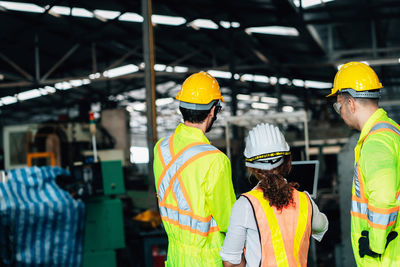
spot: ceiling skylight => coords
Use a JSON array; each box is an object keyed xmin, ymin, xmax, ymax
[
  {"xmin": 189, "ymin": 19, "xmax": 219, "ymax": 30},
  {"xmin": 220, "ymin": 21, "xmax": 240, "ymax": 29},
  {"xmin": 94, "ymin": 9, "xmax": 121, "ymax": 20},
  {"xmin": 71, "ymin": 8, "xmax": 92, "ymax": 18},
  {"xmin": 103, "ymin": 64, "xmax": 139, "ymax": 78},
  {"xmin": 293, "ymin": 0, "xmax": 334, "ymax": 9},
  {"xmin": 119, "ymin": 12, "xmax": 143, "ymax": 22},
  {"xmin": 251, "ymin": 102, "xmax": 270, "ymax": 110},
  {"xmin": 304, "ymin": 80, "xmax": 332, "ymax": 89},
  {"xmin": 152, "ymin": 14, "xmax": 186, "ymax": 26},
  {"xmin": 49, "ymin": 6, "xmax": 70, "ymax": 16},
  {"xmin": 246, "ymin": 26, "xmax": 299, "ymax": 36},
  {"xmin": 1, "ymin": 96, "xmax": 17, "ymax": 105},
  {"xmin": 17, "ymin": 89, "xmax": 42, "ymax": 101},
  {"xmin": 0, "ymin": 1, "xmax": 44, "ymax": 13},
  {"xmin": 207, "ymin": 70, "xmax": 232, "ymax": 79}
]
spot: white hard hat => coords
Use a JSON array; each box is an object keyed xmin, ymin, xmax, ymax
[{"xmin": 244, "ymin": 123, "xmax": 291, "ymax": 170}]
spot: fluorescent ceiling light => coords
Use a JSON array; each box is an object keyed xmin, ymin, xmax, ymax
[
  {"xmin": 132, "ymin": 102, "xmax": 146, "ymax": 111},
  {"xmin": 154, "ymin": 64, "xmax": 166, "ymax": 71},
  {"xmin": 253, "ymin": 75, "xmax": 269, "ymax": 83},
  {"xmin": 18, "ymin": 89, "xmax": 41, "ymax": 101},
  {"xmin": 119, "ymin": 12, "xmax": 143, "ymax": 22},
  {"xmin": 207, "ymin": 70, "xmax": 232, "ymax": 79},
  {"xmin": 246, "ymin": 26, "xmax": 299, "ymax": 36},
  {"xmin": 251, "ymin": 102, "xmax": 269, "ymax": 110},
  {"xmin": 49, "ymin": 6, "xmax": 70, "ymax": 16},
  {"xmin": 220, "ymin": 21, "xmax": 241, "ymax": 29},
  {"xmin": 292, "ymin": 79, "xmax": 305, "ymax": 87},
  {"xmin": 269, "ymin": 77, "xmax": 278, "ymax": 85},
  {"xmin": 190, "ymin": 19, "xmax": 219, "ymax": 30},
  {"xmin": 261, "ymin": 96, "xmax": 278, "ymax": 104},
  {"xmin": 241, "ymin": 74, "xmax": 269, "ymax": 83},
  {"xmin": 72, "ymin": 8, "xmax": 92, "ymax": 18},
  {"xmin": 55, "ymin": 81, "xmax": 72, "ymax": 90},
  {"xmin": 94, "ymin": 9, "xmax": 120, "ymax": 20},
  {"xmin": 89, "ymin": 72, "xmax": 101, "ymax": 79},
  {"xmin": 43, "ymin": 86, "xmax": 56, "ymax": 94},
  {"xmin": 237, "ymin": 94, "xmax": 251, "ymax": 101},
  {"xmin": 103, "ymin": 64, "xmax": 139, "ymax": 78},
  {"xmin": 279, "ymin": 78, "xmax": 290, "ymax": 85},
  {"xmin": 1, "ymin": 96, "xmax": 17, "ymax": 105},
  {"xmin": 130, "ymin": 146, "xmax": 149, "ymax": 164},
  {"xmin": 174, "ymin": 66, "xmax": 188, "ymax": 73},
  {"xmin": 156, "ymin": 97, "xmax": 174, "ymax": 106},
  {"xmin": 293, "ymin": 0, "xmax": 334, "ymax": 8},
  {"xmin": 283, "ymin": 106, "xmax": 294, "ymax": 112},
  {"xmin": 152, "ymin": 14, "xmax": 186, "ymax": 26},
  {"xmin": 0, "ymin": 1, "xmax": 44, "ymax": 13},
  {"xmin": 305, "ymin": 80, "xmax": 332, "ymax": 89}
]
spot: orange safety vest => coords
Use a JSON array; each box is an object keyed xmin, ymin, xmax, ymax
[{"xmin": 242, "ymin": 188, "xmax": 312, "ymax": 267}]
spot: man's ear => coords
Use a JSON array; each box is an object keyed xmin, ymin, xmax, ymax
[
  {"xmin": 348, "ymin": 97, "xmax": 357, "ymax": 113},
  {"xmin": 209, "ymin": 105, "xmax": 216, "ymax": 117}
]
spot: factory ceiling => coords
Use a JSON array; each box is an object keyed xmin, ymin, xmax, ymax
[{"xmin": 0, "ymin": 0, "xmax": 400, "ymax": 138}]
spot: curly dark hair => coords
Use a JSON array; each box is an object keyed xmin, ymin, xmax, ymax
[{"xmin": 248, "ymin": 155, "xmax": 298, "ymax": 211}]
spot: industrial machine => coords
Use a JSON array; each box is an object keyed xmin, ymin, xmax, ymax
[
  {"xmin": 1, "ymin": 109, "xmax": 129, "ymax": 267},
  {"xmin": 70, "ymin": 159, "xmax": 126, "ymax": 267}
]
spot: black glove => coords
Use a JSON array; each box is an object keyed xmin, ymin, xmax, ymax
[
  {"xmin": 385, "ymin": 231, "xmax": 398, "ymax": 248},
  {"xmin": 358, "ymin": 230, "xmax": 398, "ymax": 258},
  {"xmin": 359, "ymin": 231, "xmax": 379, "ymax": 258}
]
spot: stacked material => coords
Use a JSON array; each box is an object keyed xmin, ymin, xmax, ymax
[{"xmin": 0, "ymin": 166, "xmax": 85, "ymax": 266}]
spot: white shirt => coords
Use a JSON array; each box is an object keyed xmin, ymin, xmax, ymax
[{"xmin": 220, "ymin": 191, "xmax": 328, "ymax": 267}]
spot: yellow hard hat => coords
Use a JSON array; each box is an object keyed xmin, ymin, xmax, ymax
[
  {"xmin": 176, "ymin": 72, "xmax": 224, "ymax": 109},
  {"xmin": 326, "ymin": 62, "xmax": 383, "ymax": 97}
]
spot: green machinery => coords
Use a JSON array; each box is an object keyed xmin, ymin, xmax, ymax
[{"xmin": 82, "ymin": 160, "xmax": 126, "ymax": 267}]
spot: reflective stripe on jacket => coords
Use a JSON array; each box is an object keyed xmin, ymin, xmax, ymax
[
  {"xmin": 351, "ymin": 108, "xmax": 400, "ymax": 266},
  {"xmin": 242, "ymin": 188, "xmax": 312, "ymax": 267},
  {"xmin": 153, "ymin": 123, "xmax": 236, "ymax": 267}
]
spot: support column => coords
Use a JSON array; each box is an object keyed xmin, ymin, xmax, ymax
[
  {"xmin": 142, "ymin": 0, "xmax": 157, "ymax": 210},
  {"xmin": 34, "ymin": 34, "xmax": 40, "ymax": 81}
]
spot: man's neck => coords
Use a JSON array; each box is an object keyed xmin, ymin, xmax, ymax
[
  {"xmin": 357, "ymin": 106, "xmax": 379, "ymax": 131},
  {"xmin": 184, "ymin": 121, "xmax": 207, "ymax": 134}
]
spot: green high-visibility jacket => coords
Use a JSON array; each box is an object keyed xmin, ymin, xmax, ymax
[
  {"xmin": 153, "ymin": 123, "xmax": 236, "ymax": 266},
  {"xmin": 351, "ymin": 108, "xmax": 400, "ymax": 266}
]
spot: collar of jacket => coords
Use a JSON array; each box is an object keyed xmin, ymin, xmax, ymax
[
  {"xmin": 357, "ymin": 108, "xmax": 387, "ymax": 146},
  {"xmin": 175, "ymin": 123, "xmax": 210, "ymax": 144}
]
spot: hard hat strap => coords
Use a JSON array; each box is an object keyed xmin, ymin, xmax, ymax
[
  {"xmin": 340, "ymin": 88, "xmax": 380, "ymax": 99},
  {"xmin": 245, "ymin": 157, "xmax": 284, "ymax": 170},
  {"xmin": 245, "ymin": 151, "xmax": 291, "ymax": 163},
  {"xmin": 179, "ymin": 100, "xmax": 219, "ymax": 110}
]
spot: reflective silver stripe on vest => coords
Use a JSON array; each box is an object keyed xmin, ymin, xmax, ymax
[
  {"xmin": 160, "ymin": 137, "xmax": 173, "ymax": 166},
  {"xmin": 159, "ymin": 206, "xmax": 218, "ymax": 233},
  {"xmin": 351, "ymin": 200, "xmax": 398, "ymax": 226},
  {"xmin": 370, "ymin": 122, "xmax": 400, "ymax": 136},
  {"xmin": 354, "ymin": 163, "xmax": 361, "ymax": 198},
  {"xmin": 157, "ymin": 142, "xmax": 218, "ymax": 203},
  {"xmin": 158, "ymin": 136, "xmax": 219, "ymax": 233},
  {"xmin": 354, "ymin": 121, "xmax": 400, "ymax": 199}
]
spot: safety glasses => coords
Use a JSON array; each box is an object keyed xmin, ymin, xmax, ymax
[
  {"xmin": 333, "ymin": 102, "xmax": 341, "ymax": 115},
  {"xmin": 215, "ymin": 105, "xmax": 222, "ymax": 114}
]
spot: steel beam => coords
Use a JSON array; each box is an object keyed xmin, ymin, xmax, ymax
[
  {"xmin": 41, "ymin": 44, "xmax": 80, "ymax": 82},
  {"xmin": 142, "ymin": 0, "xmax": 157, "ymax": 209},
  {"xmin": 0, "ymin": 52, "xmax": 33, "ymax": 81}
]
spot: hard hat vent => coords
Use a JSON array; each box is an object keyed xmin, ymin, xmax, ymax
[{"xmin": 244, "ymin": 123, "xmax": 290, "ymax": 170}]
